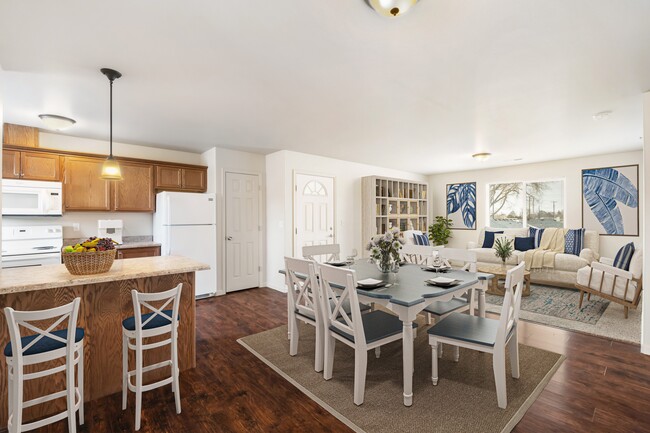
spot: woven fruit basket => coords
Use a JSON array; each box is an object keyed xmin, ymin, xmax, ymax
[{"xmin": 62, "ymin": 249, "xmax": 116, "ymax": 275}]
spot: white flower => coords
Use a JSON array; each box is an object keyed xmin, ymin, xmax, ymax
[
  {"xmin": 391, "ymin": 227, "xmax": 400, "ymax": 235},
  {"xmin": 384, "ymin": 231, "xmax": 394, "ymax": 242},
  {"xmin": 392, "ymin": 240, "xmax": 402, "ymax": 250},
  {"xmin": 371, "ymin": 247, "xmax": 380, "ymax": 256}
]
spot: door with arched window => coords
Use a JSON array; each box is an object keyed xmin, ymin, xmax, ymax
[{"xmin": 293, "ymin": 173, "xmax": 335, "ymax": 256}]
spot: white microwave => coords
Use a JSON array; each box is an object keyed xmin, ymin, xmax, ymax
[{"xmin": 2, "ymin": 179, "xmax": 63, "ymax": 216}]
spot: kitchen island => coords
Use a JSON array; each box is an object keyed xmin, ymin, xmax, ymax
[{"xmin": 0, "ymin": 255, "xmax": 209, "ymax": 427}]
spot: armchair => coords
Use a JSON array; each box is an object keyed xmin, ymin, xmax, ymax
[{"xmin": 575, "ymin": 251, "xmax": 643, "ymax": 318}]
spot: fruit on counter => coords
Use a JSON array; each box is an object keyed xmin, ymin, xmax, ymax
[{"xmin": 63, "ymin": 237, "xmax": 118, "ymax": 253}]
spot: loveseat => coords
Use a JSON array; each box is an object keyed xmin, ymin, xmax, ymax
[{"xmin": 468, "ymin": 227, "xmax": 600, "ymax": 288}]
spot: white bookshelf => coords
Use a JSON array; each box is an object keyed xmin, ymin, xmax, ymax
[{"xmin": 361, "ymin": 176, "xmax": 429, "ymax": 251}]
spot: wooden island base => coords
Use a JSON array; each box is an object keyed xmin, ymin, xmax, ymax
[{"xmin": 0, "ymin": 256, "xmax": 207, "ymax": 428}]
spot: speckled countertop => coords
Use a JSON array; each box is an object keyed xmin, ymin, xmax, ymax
[{"xmin": 0, "ymin": 256, "xmax": 209, "ymax": 295}]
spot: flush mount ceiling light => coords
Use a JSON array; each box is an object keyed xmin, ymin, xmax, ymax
[
  {"xmin": 593, "ymin": 110, "xmax": 612, "ymax": 120},
  {"xmin": 472, "ymin": 152, "xmax": 492, "ymax": 161},
  {"xmin": 367, "ymin": 0, "xmax": 419, "ymax": 17},
  {"xmin": 38, "ymin": 114, "xmax": 76, "ymax": 130},
  {"xmin": 100, "ymin": 67, "xmax": 123, "ymax": 181}
]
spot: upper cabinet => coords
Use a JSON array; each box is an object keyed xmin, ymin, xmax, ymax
[
  {"xmin": 2, "ymin": 149, "xmax": 61, "ymax": 181},
  {"xmin": 113, "ymin": 162, "xmax": 155, "ymax": 212},
  {"xmin": 3, "ymin": 124, "xmax": 39, "ymax": 148},
  {"xmin": 63, "ymin": 156, "xmax": 111, "ymax": 211},
  {"xmin": 155, "ymin": 165, "xmax": 207, "ymax": 192}
]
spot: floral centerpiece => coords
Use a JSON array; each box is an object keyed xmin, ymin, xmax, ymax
[{"xmin": 366, "ymin": 227, "xmax": 405, "ymax": 273}]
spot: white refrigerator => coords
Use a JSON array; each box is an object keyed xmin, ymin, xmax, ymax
[{"xmin": 153, "ymin": 191, "xmax": 217, "ymax": 298}]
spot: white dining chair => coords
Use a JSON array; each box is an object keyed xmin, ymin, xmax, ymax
[
  {"xmin": 285, "ymin": 257, "xmax": 325, "ymax": 372},
  {"xmin": 428, "ymin": 262, "xmax": 525, "ymax": 409},
  {"xmin": 122, "ymin": 284, "xmax": 183, "ymax": 431},
  {"xmin": 4, "ymin": 298, "xmax": 85, "ymax": 433},
  {"xmin": 302, "ymin": 244, "xmax": 341, "ymax": 263},
  {"xmin": 400, "ymin": 244, "xmax": 442, "ymax": 266},
  {"xmin": 320, "ymin": 264, "xmax": 417, "ymax": 406},
  {"xmin": 423, "ymin": 248, "xmax": 477, "ymax": 326}
]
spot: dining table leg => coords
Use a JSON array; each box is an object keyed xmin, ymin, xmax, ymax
[
  {"xmin": 402, "ymin": 319, "xmax": 414, "ymax": 406},
  {"xmin": 478, "ymin": 280, "xmax": 488, "ymax": 318}
]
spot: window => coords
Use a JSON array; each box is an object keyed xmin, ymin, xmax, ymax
[
  {"xmin": 303, "ymin": 180, "xmax": 327, "ymax": 196},
  {"xmin": 488, "ymin": 180, "xmax": 564, "ymax": 229}
]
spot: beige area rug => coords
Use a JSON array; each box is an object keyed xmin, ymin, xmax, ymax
[
  {"xmin": 486, "ymin": 289, "xmax": 642, "ymax": 344},
  {"xmin": 238, "ymin": 321, "xmax": 564, "ymax": 433}
]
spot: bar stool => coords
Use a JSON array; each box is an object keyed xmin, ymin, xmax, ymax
[
  {"xmin": 3, "ymin": 298, "xmax": 85, "ymax": 433},
  {"xmin": 122, "ymin": 284, "xmax": 183, "ymax": 431}
]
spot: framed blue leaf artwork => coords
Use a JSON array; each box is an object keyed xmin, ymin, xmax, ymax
[
  {"xmin": 446, "ymin": 182, "xmax": 476, "ymax": 230},
  {"xmin": 582, "ymin": 165, "xmax": 639, "ymax": 236}
]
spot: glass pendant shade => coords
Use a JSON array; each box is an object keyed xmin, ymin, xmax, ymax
[
  {"xmin": 368, "ymin": 0, "xmax": 418, "ymax": 17},
  {"xmin": 100, "ymin": 156, "xmax": 123, "ymax": 180}
]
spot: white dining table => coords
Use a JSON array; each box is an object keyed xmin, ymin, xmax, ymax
[{"xmin": 281, "ymin": 260, "xmax": 494, "ymax": 407}]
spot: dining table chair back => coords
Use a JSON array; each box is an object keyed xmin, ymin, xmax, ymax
[
  {"xmin": 400, "ymin": 244, "xmax": 441, "ymax": 266},
  {"xmin": 302, "ymin": 244, "xmax": 341, "ymax": 263},
  {"xmin": 437, "ymin": 248, "xmax": 477, "ymax": 272},
  {"xmin": 318, "ymin": 264, "xmax": 365, "ymax": 346}
]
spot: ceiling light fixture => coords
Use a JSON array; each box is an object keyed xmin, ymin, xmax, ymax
[
  {"xmin": 593, "ymin": 110, "xmax": 612, "ymax": 120},
  {"xmin": 367, "ymin": 0, "xmax": 419, "ymax": 17},
  {"xmin": 100, "ymin": 68, "xmax": 123, "ymax": 181},
  {"xmin": 472, "ymin": 152, "xmax": 492, "ymax": 161},
  {"xmin": 38, "ymin": 114, "xmax": 76, "ymax": 131}
]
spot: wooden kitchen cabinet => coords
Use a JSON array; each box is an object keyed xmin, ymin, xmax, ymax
[
  {"xmin": 113, "ymin": 162, "xmax": 155, "ymax": 211},
  {"xmin": 182, "ymin": 167, "xmax": 207, "ymax": 191},
  {"xmin": 2, "ymin": 150, "xmax": 61, "ymax": 181},
  {"xmin": 116, "ymin": 246, "xmax": 161, "ymax": 259},
  {"xmin": 63, "ymin": 156, "xmax": 111, "ymax": 211},
  {"xmin": 155, "ymin": 165, "xmax": 207, "ymax": 192},
  {"xmin": 155, "ymin": 165, "xmax": 183, "ymax": 190},
  {"xmin": 2, "ymin": 150, "xmax": 21, "ymax": 179},
  {"xmin": 3, "ymin": 123, "xmax": 39, "ymax": 148},
  {"xmin": 20, "ymin": 151, "xmax": 61, "ymax": 181}
]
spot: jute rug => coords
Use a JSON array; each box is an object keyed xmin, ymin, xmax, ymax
[{"xmin": 239, "ymin": 320, "xmax": 564, "ymax": 433}]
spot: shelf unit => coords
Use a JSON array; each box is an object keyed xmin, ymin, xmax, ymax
[{"xmin": 362, "ymin": 176, "xmax": 429, "ymax": 252}]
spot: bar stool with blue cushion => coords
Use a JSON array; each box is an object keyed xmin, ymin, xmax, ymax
[
  {"xmin": 429, "ymin": 262, "xmax": 525, "ymax": 409},
  {"xmin": 122, "ymin": 284, "xmax": 182, "ymax": 431},
  {"xmin": 4, "ymin": 298, "xmax": 84, "ymax": 433},
  {"xmin": 320, "ymin": 264, "xmax": 418, "ymax": 405}
]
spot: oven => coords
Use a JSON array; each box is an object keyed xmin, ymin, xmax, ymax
[{"xmin": 1, "ymin": 226, "xmax": 63, "ymax": 269}]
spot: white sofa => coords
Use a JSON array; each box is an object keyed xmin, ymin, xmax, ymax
[{"xmin": 468, "ymin": 227, "xmax": 600, "ymax": 288}]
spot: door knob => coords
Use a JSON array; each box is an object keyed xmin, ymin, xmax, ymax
[{"xmin": 227, "ymin": 236, "xmax": 233, "ymax": 241}]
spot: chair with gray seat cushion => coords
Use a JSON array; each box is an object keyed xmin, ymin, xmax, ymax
[
  {"xmin": 423, "ymin": 248, "xmax": 477, "ymax": 328},
  {"xmin": 285, "ymin": 257, "xmax": 325, "ymax": 373},
  {"xmin": 428, "ymin": 262, "xmax": 525, "ymax": 409},
  {"xmin": 302, "ymin": 244, "xmax": 341, "ymax": 263},
  {"xmin": 320, "ymin": 264, "xmax": 417, "ymax": 406}
]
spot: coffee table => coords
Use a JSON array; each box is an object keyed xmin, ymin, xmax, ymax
[{"xmin": 478, "ymin": 264, "xmax": 531, "ymax": 297}]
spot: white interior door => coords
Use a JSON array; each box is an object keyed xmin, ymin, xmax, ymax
[
  {"xmin": 225, "ymin": 172, "xmax": 260, "ymax": 292},
  {"xmin": 294, "ymin": 173, "xmax": 335, "ymax": 257}
]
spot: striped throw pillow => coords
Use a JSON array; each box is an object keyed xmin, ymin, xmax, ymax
[
  {"xmin": 413, "ymin": 233, "xmax": 430, "ymax": 246},
  {"xmin": 564, "ymin": 228, "xmax": 585, "ymax": 256},
  {"xmin": 613, "ymin": 242, "xmax": 635, "ymax": 271},
  {"xmin": 529, "ymin": 226, "xmax": 545, "ymax": 248}
]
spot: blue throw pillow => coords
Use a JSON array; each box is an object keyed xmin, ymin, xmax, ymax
[
  {"xmin": 482, "ymin": 231, "xmax": 504, "ymax": 248},
  {"xmin": 613, "ymin": 242, "xmax": 635, "ymax": 271},
  {"xmin": 529, "ymin": 226, "xmax": 545, "ymax": 248},
  {"xmin": 514, "ymin": 236, "xmax": 535, "ymax": 251},
  {"xmin": 564, "ymin": 228, "xmax": 585, "ymax": 256},
  {"xmin": 413, "ymin": 233, "xmax": 430, "ymax": 246}
]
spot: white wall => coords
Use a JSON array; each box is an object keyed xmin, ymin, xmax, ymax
[
  {"xmin": 428, "ymin": 151, "xmax": 643, "ymax": 259},
  {"xmin": 265, "ymin": 150, "xmax": 428, "ymax": 291},
  {"xmin": 641, "ymin": 92, "xmax": 650, "ymax": 355},
  {"xmin": 2, "ymin": 132, "xmax": 206, "ymax": 239},
  {"xmin": 40, "ymin": 133, "xmax": 203, "ymax": 165},
  {"xmin": 201, "ymin": 147, "xmax": 266, "ymax": 295}
]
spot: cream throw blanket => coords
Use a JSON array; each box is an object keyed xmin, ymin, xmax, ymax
[{"xmin": 523, "ymin": 228, "xmax": 567, "ymax": 271}]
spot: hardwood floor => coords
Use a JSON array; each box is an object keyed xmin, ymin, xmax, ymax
[{"xmin": 9, "ymin": 287, "xmax": 650, "ymax": 433}]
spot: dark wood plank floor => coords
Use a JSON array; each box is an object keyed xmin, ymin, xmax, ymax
[{"xmin": 11, "ymin": 287, "xmax": 650, "ymax": 433}]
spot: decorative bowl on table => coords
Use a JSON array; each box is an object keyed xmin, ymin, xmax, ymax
[{"xmin": 61, "ymin": 237, "xmax": 117, "ymax": 275}]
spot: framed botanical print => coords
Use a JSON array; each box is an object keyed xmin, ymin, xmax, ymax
[
  {"xmin": 582, "ymin": 164, "xmax": 639, "ymax": 236},
  {"xmin": 446, "ymin": 182, "xmax": 476, "ymax": 230}
]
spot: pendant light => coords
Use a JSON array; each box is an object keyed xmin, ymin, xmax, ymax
[
  {"xmin": 367, "ymin": 0, "xmax": 419, "ymax": 17},
  {"xmin": 100, "ymin": 68, "xmax": 123, "ymax": 180}
]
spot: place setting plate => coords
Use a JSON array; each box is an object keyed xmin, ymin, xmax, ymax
[
  {"xmin": 357, "ymin": 278, "xmax": 387, "ymax": 290},
  {"xmin": 325, "ymin": 260, "xmax": 350, "ymax": 267},
  {"xmin": 425, "ymin": 276, "xmax": 461, "ymax": 288},
  {"xmin": 422, "ymin": 265, "xmax": 451, "ymax": 273}
]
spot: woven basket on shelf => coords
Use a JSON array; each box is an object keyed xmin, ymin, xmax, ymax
[{"xmin": 62, "ymin": 249, "xmax": 116, "ymax": 275}]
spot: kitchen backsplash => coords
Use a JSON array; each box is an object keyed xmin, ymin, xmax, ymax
[{"xmin": 63, "ymin": 235, "xmax": 154, "ymax": 245}]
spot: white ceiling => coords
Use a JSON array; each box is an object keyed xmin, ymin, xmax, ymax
[{"xmin": 1, "ymin": 0, "xmax": 648, "ymax": 174}]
